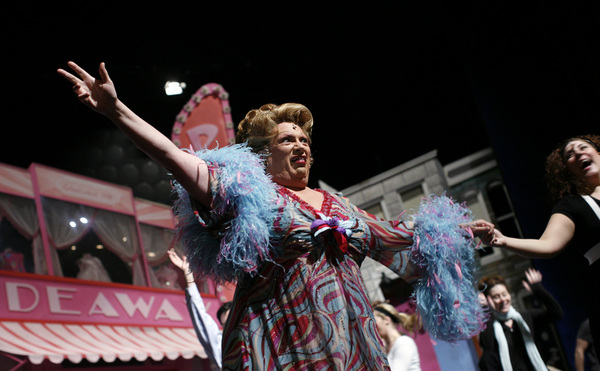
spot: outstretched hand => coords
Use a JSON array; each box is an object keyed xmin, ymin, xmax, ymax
[
  {"xmin": 467, "ymin": 219, "xmax": 495, "ymax": 242},
  {"xmin": 57, "ymin": 61, "xmax": 117, "ymax": 115},
  {"xmin": 167, "ymin": 249, "xmax": 191, "ymax": 275},
  {"xmin": 522, "ymin": 268, "xmax": 542, "ymax": 292},
  {"xmin": 484, "ymin": 228, "xmax": 508, "ymax": 247}
]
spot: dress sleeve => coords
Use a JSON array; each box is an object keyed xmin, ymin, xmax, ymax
[
  {"xmin": 173, "ymin": 144, "xmax": 279, "ymax": 284},
  {"xmin": 362, "ymin": 194, "xmax": 489, "ymax": 343},
  {"xmin": 551, "ymin": 196, "xmax": 578, "ymax": 222},
  {"xmin": 361, "ymin": 210, "xmax": 418, "ymax": 282},
  {"xmin": 529, "ymin": 282, "xmax": 563, "ymax": 322},
  {"xmin": 185, "ymin": 284, "xmax": 223, "ymax": 369},
  {"xmin": 577, "ymin": 319, "xmax": 592, "ymax": 342}
]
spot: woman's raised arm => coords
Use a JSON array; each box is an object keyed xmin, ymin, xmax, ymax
[
  {"xmin": 57, "ymin": 61, "xmax": 211, "ymax": 206},
  {"xmin": 490, "ymin": 213, "xmax": 575, "ymax": 258}
]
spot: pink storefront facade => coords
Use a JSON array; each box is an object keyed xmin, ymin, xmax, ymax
[{"xmin": 0, "ymin": 162, "xmax": 229, "ymax": 371}]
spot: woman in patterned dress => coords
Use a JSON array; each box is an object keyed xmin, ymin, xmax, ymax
[{"xmin": 58, "ymin": 61, "xmax": 494, "ymax": 370}]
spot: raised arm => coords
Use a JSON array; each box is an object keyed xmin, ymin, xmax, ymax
[
  {"xmin": 167, "ymin": 249, "xmax": 223, "ymax": 368},
  {"xmin": 523, "ymin": 268, "xmax": 563, "ymax": 320},
  {"xmin": 57, "ymin": 61, "xmax": 211, "ymax": 206},
  {"xmin": 574, "ymin": 337, "xmax": 588, "ymax": 371},
  {"xmin": 167, "ymin": 249, "xmax": 195, "ymax": 287},
  {"xmin": 490, "ymin": 213, "xmax": 574, "ymax": 258}
]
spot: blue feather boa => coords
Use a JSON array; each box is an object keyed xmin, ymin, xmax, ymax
[
  {"xmin": 172, "ymin": 145, "xmax": 487, "ymax": 341},
  {"xmin": 173, "ymin": 144, "xmax": 278, "ymax": 284},
  {"xmin": 410, "ymin": 194, "xmax": 488, "ymax": 342}
]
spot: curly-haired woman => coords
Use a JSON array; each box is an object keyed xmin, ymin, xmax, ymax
[{"xmin": 489, "ymin": 134, "xmax": 600, "ymax": 357}]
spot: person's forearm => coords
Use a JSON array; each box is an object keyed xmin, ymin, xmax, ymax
[
  {"xmin": 105, "ymin": 100, "xmax": 212, "ymax": 206},
  {"xmin": 185, "ymin": 271, "xmax": 195, "ymax": 288},
  {"xmin": 105, "ymin": 100, "xmax": 181, "ymax": 169},
  {"xmin": 575, "ymin": 349, "xmax": 585, "ymax": 371},
  {"xmin": 502, "ymin": 237, "xmax": 563, "ymax": 258},
  {"xmin": 186, "ymin": 284, "xmax": 223, "ymax": 368},
  {"xmin": 494, "ymin": 214, "xmax": 573, "ymax": 258}
]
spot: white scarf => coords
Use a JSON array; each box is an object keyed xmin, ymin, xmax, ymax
[{"xmin": 492, "ymin": 306, "xmax": 547, "ymax": 371}]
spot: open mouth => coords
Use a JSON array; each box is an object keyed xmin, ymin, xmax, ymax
[
  {"xmin": 581, "ymin": 159, "xmax": 592, "ymax": 170},
  {"xmin": 291, "ymin": 156, "xmax": 307, "ymax": 165}
]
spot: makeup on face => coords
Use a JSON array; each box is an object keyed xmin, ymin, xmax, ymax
[{"xmin": 266, "ymin": 122, "xmax": 312, "ymax": 188}]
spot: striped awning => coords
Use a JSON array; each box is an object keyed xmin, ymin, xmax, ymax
[{"xmin": 0, "ymin": 320, "xmax": 207, "ymax": 365}]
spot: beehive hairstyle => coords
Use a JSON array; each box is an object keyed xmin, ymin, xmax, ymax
[{"xmin": 235, "ymin": 103, "xmax": 313, "ymax": 153}]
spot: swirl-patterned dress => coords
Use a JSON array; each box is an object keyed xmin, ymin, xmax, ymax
[
  {"xmin": 174, "ymin": 145, "xmax": 486, "ymax": 370},
  {"xmin": 219, "ymin": 186, "xmax": 417, "ymax": 370}
]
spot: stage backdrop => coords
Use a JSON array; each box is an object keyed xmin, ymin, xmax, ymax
[{"xmin": 171, "ymin": 83, "xmax": 235, "ymax": 151}]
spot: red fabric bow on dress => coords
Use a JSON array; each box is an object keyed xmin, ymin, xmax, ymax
[{"xmin": 310, "ymin": 213, "xmax": 354, "ymax": 253}]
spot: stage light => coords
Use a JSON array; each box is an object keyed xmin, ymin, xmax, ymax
[{"xmin": 165, "ymin": 81, "xmax": 186, "ymax": 96}]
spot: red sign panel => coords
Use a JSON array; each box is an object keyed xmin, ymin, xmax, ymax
[
  {"xmin": 0, "ymin": 271, "xmax": 222, "ymax": 327},
  {"xmin": 30, "ymin": 163, "xmax": 135, "ymax": 215},
  {"xmin": 171, "ymin": 83, "xmax": 235, "ymax": 151}
]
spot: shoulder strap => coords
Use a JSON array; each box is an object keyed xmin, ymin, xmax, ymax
[
  {"xmin": 580, "ymin": 195, "xmax": 600, "ymax": 265},
  {"xmin": 581, "ymin": 195, "xmax": 600, "ymax": 220}
]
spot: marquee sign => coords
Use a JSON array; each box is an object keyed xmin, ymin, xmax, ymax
[
  {"xmin": 171, "ymin": 83, "xmax": 235, "ymax": 151},
  {"xmin": 0, "ymin": 271, "xmax": 221, "ymax": 327},
  {"xmin": 30, "ymin": 163, "xmax": 134, "ymax": 215},
  {"xmin": 0, "ymin": 163, "xmax": 33, "ymax": 199}
]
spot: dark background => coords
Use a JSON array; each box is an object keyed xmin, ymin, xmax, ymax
[
  {"xmin": 2, "ymin": 2, "xmax": 499, "ymax": 202},
  {"xmin": 2, "ymin": 2, "xmax": 600, "ymax": 369}
]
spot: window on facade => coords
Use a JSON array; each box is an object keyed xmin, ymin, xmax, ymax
[
  {"xmin": 151, "ymin": 260, "xmax": 184, "ymax": 290},
  {"xmin": 138, "ymin": 223, "xmax": 182, "ymax": 290},
  {"xmin": 0, "ymin": 218, "xmax": 34, "ymax": 273},
  {"xmin": 486, "ymin": 181, "xmax": 522, "ymax": 238},
  {"xmin": 0, "ymin": 193, "xmax": 37, "ymax": 273},
  {"xmin": 57, "ymin": 230, "xmax": 132, "ymax": 284},
  {"xmin": 463, "ymin": 191, "xmax": 495, "ymax": 258},
  {"xmin": 197, "ymin": 280, "xmax": 211, "ymax": 294},
  {"xmin": 41, "ymin": 197, "xmax": 142, "ymax": 285},
  {"xmin": 487, "ymin": 182, "xmax": 512, "ymax": 216},
  {"xmin": 400, "ymin": 185, "xmax": 425, "ymax": 213}
]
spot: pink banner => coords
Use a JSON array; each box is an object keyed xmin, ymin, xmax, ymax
[
  {"xmin": 0, "ymin": 163, "xmax": 33, "ymax": 199},
  {"xmin": 171, "ymin": 83, "xmax": 235, "ymax": 151},
  {"xmin": 0, "ymin": 271, "xmax": 222, "ymax": 328},
  {"xmin": 135, "ymin": 199, "xmax": 175, "ymax": 229},
  {"xmin": 30, "ymin": 164, "xmax": 134, "ymax": 215}
]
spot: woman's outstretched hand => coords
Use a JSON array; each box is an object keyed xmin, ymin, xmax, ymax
[
  {"xmin": 467, "ymin": 219, "xmax": 495, "ymax": 242},
  {"xmin": 485, "ymin": 228, "xmax": 508, "ymax": 247},
  {"xmin": 57, "ymin": 61, "xmax": 117, "ymax": 115}
]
